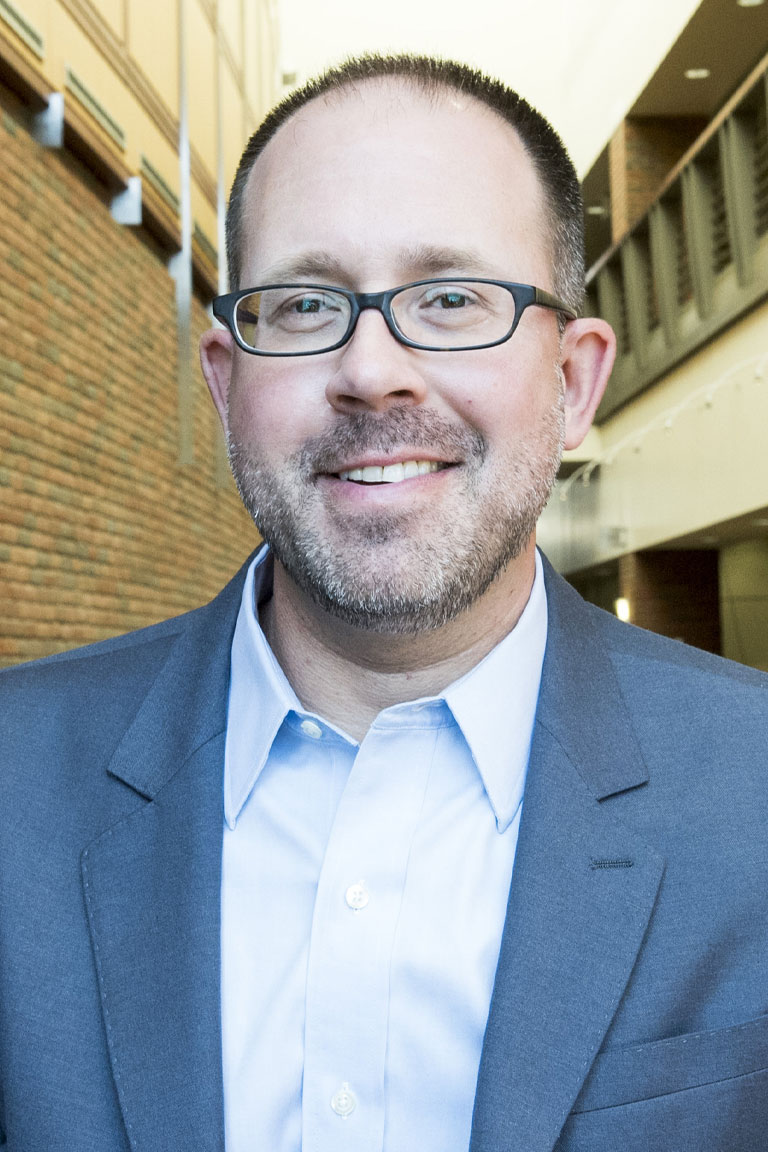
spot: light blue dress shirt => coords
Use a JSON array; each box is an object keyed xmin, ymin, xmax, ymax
[{"xmin": 221, "ymin": 546, "xmax": 547, "ymax": 1152}]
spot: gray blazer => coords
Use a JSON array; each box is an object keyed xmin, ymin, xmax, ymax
[{"xmin": 1, "ymin": 555, "xmax": 767, "ymax": 1150}]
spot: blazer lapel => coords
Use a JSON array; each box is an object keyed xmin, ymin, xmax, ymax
[
  {"xmin": 470, "ymin": 563, "xmax": 665, "ymax": 1152},
  {"xmin": 80, "ymin": 563, "xmax": 249, "ymax": 1151}
]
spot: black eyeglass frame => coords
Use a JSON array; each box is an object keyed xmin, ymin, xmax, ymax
[{"xmin": 212, "ymin": 278, "xmax": 577, "ymax": 356}]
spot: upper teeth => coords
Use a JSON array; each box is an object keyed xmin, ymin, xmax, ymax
[{"xmin": 339, "ymin": 460, "xmax": 442, "ymax": 484}]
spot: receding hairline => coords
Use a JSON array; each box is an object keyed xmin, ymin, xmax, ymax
[
  {"xmin": 225, "ymin": 53, "xmax": 585, "ymax": 313},
  {"xmin": 251, "ymin": 72, "xmax": 535, "ymax": 170},
  {"xmin": 238, "ymin": 75, "xmax": 554, "ymax": 277}
]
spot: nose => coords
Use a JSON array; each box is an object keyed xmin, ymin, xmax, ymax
[{"xmin": 325, "ymin": 307, "xmax": 429, "ymax": 414}]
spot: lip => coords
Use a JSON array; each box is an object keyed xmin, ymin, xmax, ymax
[
  {"xmin": 320, "ymin": 452, "xmax": 458, "ymax": 475},
  {"xmin": 316, "ymin": 462, "xmax": 457, "ymax": 502}
]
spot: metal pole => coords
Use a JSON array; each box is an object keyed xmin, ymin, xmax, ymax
[
  {"xmin": 169, "ymin": 0, "xmax": 194, "ymax": 465},
  {"xmin": 214, "ymin": 0, "xmax": 231, "ymax": 485}
]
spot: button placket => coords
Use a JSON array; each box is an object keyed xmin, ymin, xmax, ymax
[
  {"xmin": 345, "ymin": 882, "xmax": 369, "ymax": 911},
  {"xmin": 330, "ymin": 1082, "xmax": 357, "ymax": 1118},
  {"xmin": 302, "ymin": 724, "xmax": 439, "ymax": 1151}
]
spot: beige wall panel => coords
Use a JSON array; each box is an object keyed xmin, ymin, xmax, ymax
[
  {"xmin": 539, "ymin": 299, "xmax": 768, "ymax": 571},
  {"xmin": 192, "ymin": 183, "xmax": 217, "ymax": 253},
  {"xmin": 4, "ymin": 0, "xmax": 45, "ymax": 38},
  {"xmin": 0, "ymin": 0, "xmax": 56, "ymax": 88},
  {"xmin": 27, "ymin": 0, "xmax": 64, "ymax": 89},
  {"xmin": 139, "ymin": 113, "xmax": 181, "ymax": 207},
  {"xmin": 221, "ymin": 57, "xmax": 245, "ymax": 197},
  {"xmin": 128, "ymin": 0, "xmax": 178, "ymax": 117},
  {"xmin": 187, "ymin": 0, "xmax": 216, "ymax": 174},
  {"xmin": 95, "ymin": 0, "xmax": 126, "ymax": 39},
  {"xmin": 244, "ymin": 0, "xmax": 277, "ymax": 118},
  {"xmin": 50, "ymin": 6, "xmax": 132, "ymax": 148},
  {"xmin": 243, "ymin": 0, "xmax": 260, "ymax": 112},
  {"xmin": 219, "ymin": 0, "xmax": 242, "ymax": 72},
  {"xmin": 258, "ymin": 0, "xmax": 277, "ymax": 112},
  {"xmin": 120, "ymin": 91, "xmax": 150, "ymax": 171},
  {"xmin": 5, "ymin": 0, "xmax": 45, "ymax": 38}
]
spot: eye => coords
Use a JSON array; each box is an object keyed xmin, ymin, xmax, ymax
[
  {"xmin": 423, "ymin": 288, "xmax": 473, "ymax": 309},
  {"xmin": 281, "ymin": 292, "xmax": 338, "ymax": 315},
  {"xmin": 266, "ymin": 290, "xmax": 345, "ymax": 327},
  {"xmin": 291, "ymin": 295, "xmax": 327, "ymax": 314}
]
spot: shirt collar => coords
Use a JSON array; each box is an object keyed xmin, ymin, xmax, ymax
[
  {"xmin": 442, "ymin": 548, "xmax": 547, "ymax": 832},
  {"xmin": 224, "ymin": 544, "xmax": 303, "ymax": 828},
  {"xmin": 224, "ymin": 546, "xmax": 547, "ymax": 833}
]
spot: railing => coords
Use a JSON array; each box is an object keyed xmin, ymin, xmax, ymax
[{"xmin": 586, "ymin": 52, "xmax": 768, "ymax": 422}]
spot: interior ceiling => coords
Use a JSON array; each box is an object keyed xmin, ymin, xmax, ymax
[
  {"xmin": 631, "ymin": 0, "xmax": 768, "ymax": 118},
  {"xmin": 581, "ymin": 0, "xmax": 768, "ymax": 256},
  {"xmin": 655, "ymin": 506, "xmax": 768, "ymax": 549}
]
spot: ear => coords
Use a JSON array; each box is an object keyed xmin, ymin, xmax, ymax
[
  {"xmin": 559, "ymin": 317, "xmax": 616, "ymax": 450},
  {"xmin": 199, "ymin": 327, "xmax": 235, "ymax": 431}
]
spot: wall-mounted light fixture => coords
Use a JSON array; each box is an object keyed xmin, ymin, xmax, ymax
[{"xmin": 614, "ymin": 598, "xmax": 631, "ymax": 622}]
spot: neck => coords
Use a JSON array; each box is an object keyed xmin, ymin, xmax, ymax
[{"xmin": 260, "ymin": 544, "xmax": 537, "ymax": 742}]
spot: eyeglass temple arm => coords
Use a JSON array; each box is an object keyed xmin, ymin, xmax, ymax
[{"xmin": 533, "ymin": 287, "xmax": 577, "ymax": 320}]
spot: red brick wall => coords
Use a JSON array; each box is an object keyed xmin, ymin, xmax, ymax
[
  {"xmin": 0, "ymin": 95, "xmax": 257, "ymax": 667},
  {"xmin": 609, "ymin": 116, "xmax": 705, "ymax": 242}
]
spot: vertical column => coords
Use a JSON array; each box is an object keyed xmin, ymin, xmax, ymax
[
  {"xmin": 648, "ymin": 201, "xmax": 679, "ymax": 348},
  {"xmin": 169, "ymin": 0, "xmax": 194, "ymax": 465},
  {"xmin": 719, "ymin": 539, "xmax": 768, "ymax": 671},
  {"xmin": 719, "ymin": 116, "xmax": 757, "ymax": 287},
  {"xmin": 618, "ymin": 550, "xmax": 721, "ymax": 653},
  {"xmin": 214, "ymin": 0, "xmax": 231, "ymax": 486},
  {"xmin": 681, "ymin": 162, "xmax": 715, "ymax": 321},
  {"xmin": 595, "ymin": 263, "xmax": 625, "ymax": 353},
  {"xmin": 620, "ymin": 237, "xmax": 648, "ymax": 371}
]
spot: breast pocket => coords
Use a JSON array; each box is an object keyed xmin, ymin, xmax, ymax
[{"xmin": 555, "ymin": 1014, "xmax": 768, "ymax": 1152}]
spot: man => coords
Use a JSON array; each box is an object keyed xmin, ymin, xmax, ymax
[{"xmin": 1, "ymin": 54, "xmax": 767, "ymax": 1152}]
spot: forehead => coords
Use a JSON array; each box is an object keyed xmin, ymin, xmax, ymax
[{"xmin": 240, "ymin": 80, "xmax": 550, "ymax": 285}]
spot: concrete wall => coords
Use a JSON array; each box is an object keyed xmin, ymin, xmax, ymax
[
  {"xmin": 720, "ymin": 539, "xmax": 768, "ymax": 672},
  {"xmin": 539, "ymin": 296, "xmax": 768, "ymax": 572}
]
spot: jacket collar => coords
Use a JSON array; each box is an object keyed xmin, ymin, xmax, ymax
[
  {"xmin": 83, "ymin": 556, "xmax": 253, "ymax": 1152},
  {"xmin": 470, "ymin": 558, "xmax": 664, "ymax": 1152},
  {"xmin": 86, "ymin": 552, "xmax": 662, "ymax": 1152},
  {"xmin": 106, "ymin": 555, "xmax": 251, "ymax": 798}
]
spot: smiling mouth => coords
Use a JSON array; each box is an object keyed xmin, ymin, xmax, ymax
[{"xmin": 336, "ymin": 460, "xmax": 449, "ymax": 484}]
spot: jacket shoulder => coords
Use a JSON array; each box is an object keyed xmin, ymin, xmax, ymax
[{"xmin": 587, "ymin": 596, "xmax": 768, "ymax": 692}]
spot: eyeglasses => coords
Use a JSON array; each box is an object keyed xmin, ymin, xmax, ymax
[{"xmin": 212, "ymin": 278, "xmax": 576, "ymax": 356}]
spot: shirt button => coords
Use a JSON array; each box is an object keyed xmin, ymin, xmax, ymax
[
  {"xmin": 300, "ymin": 719, "xmax": 323, "ymax": 739},
  {"xmin": 345, "ymin": 882, "xmax": 369, "ymax": 911},
  {"xmin": 330, "ymin": 1082, "xmax": 357, "ymax": 1117}
]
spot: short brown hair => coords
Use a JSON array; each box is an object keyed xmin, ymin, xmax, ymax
[{"xmin": 226, "ymin": 54, "xmax": 584, "ymax": 313}]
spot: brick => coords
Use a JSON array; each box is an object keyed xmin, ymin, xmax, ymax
[{"xmin": 0, "ymin": 86, "xmax": 256, "ymax": 667}]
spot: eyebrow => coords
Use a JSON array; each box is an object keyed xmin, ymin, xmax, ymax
[{"xmin": 254, "ymin": 244, "xmax": 502, "ymax": 286}]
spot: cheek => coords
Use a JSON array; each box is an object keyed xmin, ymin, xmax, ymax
[{"xmin": 227, "ymin": 362, "xmax": 327, "ymax": 459}]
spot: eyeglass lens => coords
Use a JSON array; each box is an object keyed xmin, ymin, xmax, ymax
[{"xmin": 233, "ymin": 282, "xmax": 520, "ymax": 353}]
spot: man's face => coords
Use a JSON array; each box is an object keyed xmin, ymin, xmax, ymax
[{"xmin": 207, "ymin": 83, "xmax": 581, "ymax": 633}]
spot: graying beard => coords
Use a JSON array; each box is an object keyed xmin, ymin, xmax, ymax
[{"xmin": 227, "ymin": 388, "xmax": 564, "ymax": 635}]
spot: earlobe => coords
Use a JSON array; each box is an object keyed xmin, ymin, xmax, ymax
[
  {"xmin": 560, "ymin": 318, "xmax": 616, "ymax": 450},
  {"xmin": 199, "ymin": 327, "xmax": 235, "ymax": 431}
]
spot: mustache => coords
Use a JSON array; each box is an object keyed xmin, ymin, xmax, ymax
[{"xmin": 298, "ymin": 408, "xmax": 486, "ymax": 476}]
